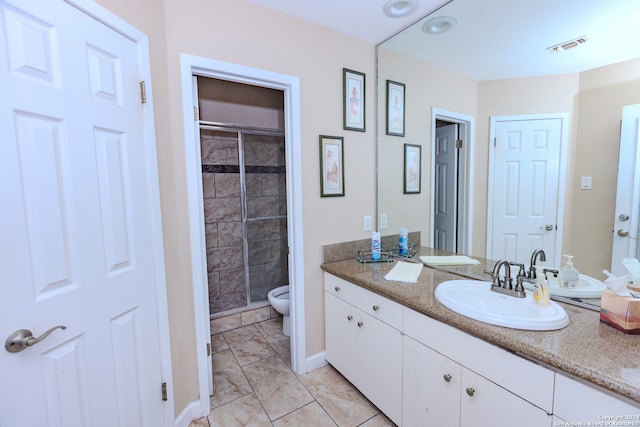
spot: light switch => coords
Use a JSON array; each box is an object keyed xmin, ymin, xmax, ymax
[
  {"xmin": 364, "ymin": 215, "xmax": 372, "ymax": 231},
  {"xmin": 580, "ymin": 176, "xmax": 592, "ymax": 190},
  {"xmin": 379, "ymin": 213, "xmax": 388, "ymax": 229}
]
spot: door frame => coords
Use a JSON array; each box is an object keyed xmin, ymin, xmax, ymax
[
  {"xmin": 180, "ymin": 54, "xmax": 305, "ymax": 417},
  {"xmin": 430, "ymin": 108, "xmax": 474, "ymax": 255},
  {"xmin": 487, "ymin": 113, "xmax": 569, "ymax": 267}
]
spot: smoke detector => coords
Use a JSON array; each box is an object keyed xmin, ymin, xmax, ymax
[{"xmin": 547, "ymin": 36, "xmax": 589, "ymax": 53}]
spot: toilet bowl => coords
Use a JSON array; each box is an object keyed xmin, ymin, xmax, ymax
[{"xmin": 267, "ymin": 285, "xmax": 290, "ymax": 337}]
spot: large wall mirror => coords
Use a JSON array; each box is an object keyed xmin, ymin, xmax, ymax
[{"xmin": 376, "ymin": 0, "xmax": 640, "ymax": 289}]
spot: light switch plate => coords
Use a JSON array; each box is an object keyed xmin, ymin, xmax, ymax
[
  {"xmin": 379, "ymin": 213, "xmax": 388, "ymax": 229},
  {"xmin": 364, "ymin": 215, "xmax": 372, "ymax": 231},
  {"xmin": 581, "ymin": 176, "xmax": 592, "ymax": 190}
]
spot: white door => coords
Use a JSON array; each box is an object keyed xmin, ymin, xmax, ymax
[
  {"xmin": 611, "ymin": 104, "xmax": 640, "ymax": 275},
  {"xmin": 488, "ymin": 116, "xmax": 565, "ymax": 265},
  {"xmin": 434, "ymin": 124, "xmax": 458, "ymax": 252},
  {"xmin": 0, "ymin": 1, "xmax": 168, "ymax": 425}
]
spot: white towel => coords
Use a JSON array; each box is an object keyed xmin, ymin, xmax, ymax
[
  {"xmin": 384, "ymin": 261, "xmax": 423, "ymax": 283},
  {"xmin": 419, "ymin": 255, "xmax": 480, "ymax": 266}
]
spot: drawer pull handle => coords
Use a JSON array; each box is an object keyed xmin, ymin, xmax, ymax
[
  {"xmin": 466, "ymin": 387, "xmax": 475, "ymax": 397},
  {"xmin": 372, "ymin": 305, "xmax": 380, "ymax": 311},
  {"xmin": 357, "ymin": 321, "xmax": 363, "ymax": 327},
  {"xmin": 334, "ymin": 286, "xmax": 340, "ymax": 292},
  {"xmin": 443, "ymin": 374, "xmax": 452, "ymax": 382},
  {"xmin": 347, "ymin": 315, "xmax": 353, "ymax": 321}
]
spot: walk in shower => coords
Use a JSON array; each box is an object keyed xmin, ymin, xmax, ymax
[{"xmin": 200, "ymin": 123, "xmax": 288, "ymax": 316}]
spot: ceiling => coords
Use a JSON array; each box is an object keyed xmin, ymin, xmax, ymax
[{"xmin": 248, "ymin": 0, "xmax": 640, "ymax": 81}]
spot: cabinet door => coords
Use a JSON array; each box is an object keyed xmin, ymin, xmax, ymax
[
  {"xmin": 325, "ymin": 292, "xmax": 359, "ymax": 384},
  {"xmin": 460, "ymin": 369, "xmax": 552, "ymax": 427},
  {"xmin": 357, "ymin": 309, "xmax": 403, "ymax": 425},
  {"xmin": 403, "ymin": 336, "xmax": 461, "ymax": 427}
]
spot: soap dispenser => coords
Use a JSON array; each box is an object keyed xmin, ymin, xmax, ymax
[
  {"xmin": 533, "ymin": 266, "xmax": 550, "ymax": 306},
  {"xmin": 559, "ymin": 255, "xmax": 579, "ymax": 288}
]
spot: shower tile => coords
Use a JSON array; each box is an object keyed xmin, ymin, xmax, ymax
[
  {"xmin": 208, "ymin": 393, "xmax": 271, "ymax": 427},
  {"xmin": 217, "ymin": 222, "xmax": 243, "ymax": 246},
  {"xmin": 201, "ymin": 137, "xmax": 239, "ymax": 165},
  {"xmin": 223, "ymin": 325, "xmax": 275, "ymax": 366},
  {"xmin": 299, "ymin": 365, "xmax": 379, "ymax": 427},
  {"xmin": 245, "ymin": 173, "xmax": 263, "ymax": 196},
  {"xmin": 272, "ymin": 402, "xmax": 336, "ymax": 427},
  {"xmin": 263, "ymin": 220, "xmax": 286, "ymax": 240},
  {"xmin": 218, "ymin": 267, "xmax": 245, "ymax": 292},
  {"xmin": 249, "ymin": 240, "xmax": 284, "ymax": 265},
  {"xmin": 211, "ymin": 314, "xmax": 242, "ymax": 334},
  {"xmin": 209, "ymin": 246, "xmax": 244, "ymax": 271},
  {"xmin": 207, "ymin": 272, "xmax": 221, "ymax": 297},
  {"xmin": 203, "ymin": 198, "xmax": 241, "ymax": 223},
  {"xmin": 214, "ymin": 172, "xmax": 241, "ymax": 198},
  {"xmin": 242, "ymin": 355, "xmax": 313, "ymax": 421},
  {"xmin": 246, "ymin": 222, "xmax": 265, "ymax": 243},
  {"xmin": 247, "ymin": 195, "xmax": 280, "ymax": 218},
  {"xmin": 263, "ymin": 174, "xmax": 280, "ymax": 196},
  {"xmin": 205, "ymin": 223, "xmax": 218, "ymax": 248},
  {"xmin": 201, "ymin": 172, "xmax": 216, "ymax": 198},
  {"xmin": 212, "ymin": 291, "xmax": 246, "ymax": 313},
  {"xmin": 210, "ymin": 348, "xmax": 252, "ymax": 409}
]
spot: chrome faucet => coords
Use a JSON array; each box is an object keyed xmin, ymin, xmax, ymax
[
  {"xmin": 491, "ymin": 259, "xmax": 527, "ymax": 298},
  {"xmin": 528, "ymin": 249, "xmax": 546, "ymax": 279}
]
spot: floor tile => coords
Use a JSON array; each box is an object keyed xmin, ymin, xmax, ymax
[
  {"xmin": 223, "ymin": 325, "xmax": 276, "ymax": 366},
  {"xmin": 272, "ymin": 401, "xmax": 337, "ymax": 427},
  {"xmin": 242, "ymin": 355, "xmax": 314, "ymax": 421},
  {"xmin": 299, "ymin": 364, "xmax": 379, "ymax": 427},
  {"xmin": 188, "ymin": 417, "xmax": 209, "ymax": 427},
  {"xmin": 211, "ymin": 333, "xmax": 228, "ymax": 353},
  {"xmin": 208, "ymin": 393, "xmax": 272, "ymax": 427},
  {"xmin": 255, "ymin": 317, "xmax": 290, "ymax": 366},
  {"xmin": 359, "ymin": 413, "xmax": 397, "ymax": 427},
  {"xmin": 210, "ymin": 349, "xmax": 252, "ymax": 408}
]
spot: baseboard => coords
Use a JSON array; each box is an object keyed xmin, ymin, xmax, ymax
[
  {"xmin": 305, "ymin": 351, "xmax": 327, "ymax": 372},
  {"xmin": 174, "ymin": 400, "xmax": 205, "ymax": 427}
]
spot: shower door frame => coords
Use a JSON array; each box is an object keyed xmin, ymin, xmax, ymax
[{"xmin": 200, "ymin": 122, "xmax": 288, "ymax": 311}]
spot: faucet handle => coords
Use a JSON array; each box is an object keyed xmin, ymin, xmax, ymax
[{"xmin": 509, "ymin": 262, "xmax": 526, "ymax": 278}]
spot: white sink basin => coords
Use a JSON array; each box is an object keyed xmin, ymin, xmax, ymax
[
  {"xmin": 435, "ymin": 280, "xmax": 570, "ymax": 331},
  {"xmin": 541, "ymin": 273, "xmax": 606, "ymax": 299}
]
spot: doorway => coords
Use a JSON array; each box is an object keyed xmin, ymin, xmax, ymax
[
  {"xmin": 430, "ymin": 108, "xmax": 474, "ymax": 255},
  {"xmin": 180, "ymin": 55, "xmax": 304, "ymax": 418}
]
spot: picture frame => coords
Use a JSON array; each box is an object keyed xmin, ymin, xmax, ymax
[
  {"xmin": 386, "ymin": 80, "xmax": 405, "ymax": 136},
  {"xmin": 343, "ymin": 68, "xmax": 366, "ymax": 131},
  {"xmin": 404, "ymin": 143, "xmax": 421, "ymax": 194},
  {"xmin": 319, "ymin": 135, "xmax": 345, "ymax": 197}
]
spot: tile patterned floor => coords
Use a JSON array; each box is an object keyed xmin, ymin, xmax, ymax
[{"xmin": 189, "ymin": 316, "xmax": 396, "ymax": 427}]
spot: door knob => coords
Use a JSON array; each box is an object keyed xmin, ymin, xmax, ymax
[
  {"xmin": 5, "ymin": 326, "xmax": 67, "ymax": 353},
  {"xmin": 618, "ymin": 229, "xmax": 630, "ymax": 237},
  {"xmin": 539, "ymin": 224, "xmax": 555, "ymax": 231}
]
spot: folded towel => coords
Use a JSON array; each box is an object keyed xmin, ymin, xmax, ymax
[
  {"xmin": 419, "ymin": 255, "xmax": 481, "ymax": 266},
  {"xmin": 384, "ymin": 261, "xmax": 423, "ymax": 283}
]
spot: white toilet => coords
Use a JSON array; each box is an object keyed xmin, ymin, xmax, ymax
[{"xmin": 267, "ymin": 285, "xmax": 290, "ymax": 337}]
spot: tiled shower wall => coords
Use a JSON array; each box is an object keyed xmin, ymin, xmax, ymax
[{"xmin": 201, "ymin": 128, "xmax": 288, "ymax": 315}]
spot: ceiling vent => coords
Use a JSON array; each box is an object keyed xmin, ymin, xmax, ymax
[{"xmin": 547, "ymin": 36, "xmax": 589, "ymax": 53}]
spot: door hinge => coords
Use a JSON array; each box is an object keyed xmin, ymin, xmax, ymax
[
  {"xmin": 456, "ymin": 139, "xmax": 463, "ymax": 149},
  {"xmin": 493, "ymin": 137, "xmax": 497, "ymax": 147},
  {"xmin": 194, "ymin": 106, "xmax": 199, "ymax": 121},
  {"xmin": 207, "ymin": 342, "xmax": 211, "ymax": 356},
  {"xmin": 161, "ymin": 382, "xmax": 167, "ymax": 401},
  {"xmin": 139, "ymin": 81, "xmax": 147, "ymax": 104}
]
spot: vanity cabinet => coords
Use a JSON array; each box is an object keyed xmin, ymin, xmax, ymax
[
  {"xmin": 403, "ymin": 308, "xmax": 553, "ymax": 427},
  {"xmin": 553, "ymin": 373, "xmax": 640, "ymax": 423},
  {"xmin": 324, "ymin": 273, "xmax": 403, "ymax": 424}
]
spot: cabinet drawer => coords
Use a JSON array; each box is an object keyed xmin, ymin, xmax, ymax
[
  {"xmin": 554, "ymin": 374, "xmax": 640, "ymax": 422},
  {"xmin": 404, "ymin": 308, "xmax": 554, "ymax": 412},
  {"xmin": 356, "ymin": 286, "xmax": 403, "ymax": 331},
  {"xmin": 324, "ymin": 273, "xmax": 357, "ymax": 302}
]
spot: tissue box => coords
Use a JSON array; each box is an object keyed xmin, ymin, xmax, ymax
[{"xmin": 599, "ymin": 290, "xmax": 640, "ymax": 334}]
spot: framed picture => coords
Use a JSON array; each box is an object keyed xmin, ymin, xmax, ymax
[
  {"xmin": 386, "ymin": 80, "xmax": 405, "ymax": 136},
  {"xmin": 404, "ymin": 143, "xmax": 421, "ymax": 194},
  {"xmin": 319, "ymin": 135, "xmax": 345, "ymax": 197},
  {"xmin": 343, "ymin": 68, "xmax": 365, "ymax": 131}
]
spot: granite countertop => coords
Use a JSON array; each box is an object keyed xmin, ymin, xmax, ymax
[{"xmin": 321, "ymin": 255, "xmax": 640, "ymax": 405}]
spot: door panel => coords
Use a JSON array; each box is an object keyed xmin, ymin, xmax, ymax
[
  {"xmin": 434, "ymin": 124, "xmax": 458, "ymax": 251},
  {"xmin": 0, "ymin": 1, "xmax": 165, "ymax": 425},
  {"xmin": 489, "ymin": 118, "xmax": 562, "ymax": 264}
]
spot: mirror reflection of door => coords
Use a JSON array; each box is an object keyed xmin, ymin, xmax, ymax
[
  {"xmin": 487, "ymin": 115, "xmax": 567, "ymax": 265},
  {"xmin": 433, "ymin": 122, "xmax": 460, "ymax": 252},
  {"xmin": 611, "ymin": 103, "xmax": 640, "ymax": 275}
]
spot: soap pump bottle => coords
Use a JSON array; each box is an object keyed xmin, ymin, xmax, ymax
[
  {"xmin": 398, "ymin": 228, "xmax": 408, "ymax": 256},
  {"xmin": 533, "ymin": 266, "xmax": 550, "ymax": 306},
  {"xmin": 559, "ymin": 255, "xmax": 579, "ymax": 288},
  {"xmin": 371, "ymin": 231, "xmax": 381, "ymax": 261}
]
